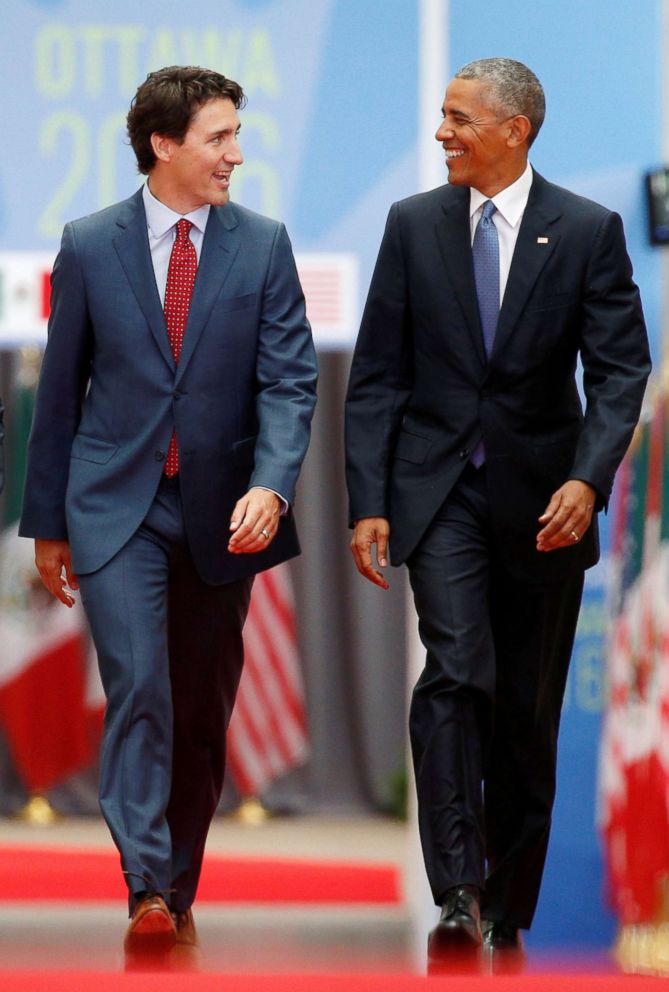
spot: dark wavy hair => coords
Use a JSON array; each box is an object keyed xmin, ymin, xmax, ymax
[{"xmin": 127, "ymin": 65, "xmax": 246, "ymax": 175}]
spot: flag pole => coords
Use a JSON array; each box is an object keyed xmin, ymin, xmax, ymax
[{"xmin": 405, "ymin": 0, "xmax": 449, "ymax": 971}]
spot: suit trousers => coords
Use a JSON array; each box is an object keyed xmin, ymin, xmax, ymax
[
  {"xmin": 407, "ymin": 462, "xmax": 584, "ymax": 928},
  {"xmin": 78, "ymin": 475, "xmax": 253, "ymax": 913}
]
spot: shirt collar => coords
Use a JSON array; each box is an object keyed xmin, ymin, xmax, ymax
[
  {"xmin": 142, "ymin": 181, "xmax": 211, "ymax": 239},
  {"xmin": 469, "ymin": 161, "xmax": 533, "ymax": 228}
]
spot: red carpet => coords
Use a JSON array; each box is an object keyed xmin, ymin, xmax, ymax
[
  {"xmin": 0, "ymin": 972, "xmax": 658, "ymax": 991},
  {"xmin": 0, "ymin": 845, "xmax": 400, "ymax": 903}
]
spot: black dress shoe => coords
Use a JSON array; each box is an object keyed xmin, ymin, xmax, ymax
[
  {"xmin": 481, "ymin": 919, "xmax": 524, "ymax": 950},
  {"xmin": 428, "ymin": 885, "xmax": 482, "ymax": 958}
]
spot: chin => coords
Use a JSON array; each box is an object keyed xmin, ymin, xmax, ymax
[{"xmin": 446, "ymin": 169, "xmax": 466, "ymax": 186}]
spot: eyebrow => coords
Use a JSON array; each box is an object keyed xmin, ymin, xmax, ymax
[{"xmin": 208, "ymin": 124, "xmax": 242, "ymax": 138}]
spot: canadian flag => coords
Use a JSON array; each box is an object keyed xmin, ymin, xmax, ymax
[{"xmin": 0, "ymin": 525, "xmax": 93, "ymax": 792}]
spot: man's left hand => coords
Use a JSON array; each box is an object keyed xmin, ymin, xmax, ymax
[
  {"xmin": 228, "ymin": 487, "xmax": 281, "ymax": 554},
  {"xmin": 536, "ymin": 480, "xmax": 596, "ymax": 552}
]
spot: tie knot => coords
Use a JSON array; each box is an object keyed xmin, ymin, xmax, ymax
[
  {"xmin": 175, "ymin": 219, "xmax": 193, "ymax": 242},
  {"xmin": 481, "ymin": 200, "xmax": 496, "ymax": 222}
]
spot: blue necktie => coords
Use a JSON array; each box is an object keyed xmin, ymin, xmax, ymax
[
  {"xmin": 472, "ymin": 199, "xmax": 499, "ymax": 357},
  {"xmin": 471, "ymin": 200, "xmax": 499, "ymax": 467}
]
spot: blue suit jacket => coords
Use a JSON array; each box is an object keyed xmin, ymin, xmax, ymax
[{"xmin": 20, "ymin": 189, "xmax": 318, "ymax": 584}]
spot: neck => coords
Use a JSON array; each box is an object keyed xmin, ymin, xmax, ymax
[{"xmin": 476, "ymin": 160, "xmax": 529, "ymax": 199}]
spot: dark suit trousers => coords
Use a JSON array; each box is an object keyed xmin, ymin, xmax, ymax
[
  {"xmin": 407, "ymin": 463, "xmax": 584, "ymax": 929},
  {"xmin": 78, "ymin": 476, "xmax": 253, "ymax": 914}
]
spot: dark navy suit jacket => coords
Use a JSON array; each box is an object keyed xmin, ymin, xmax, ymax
[
  {"xmin": 345, "ymin": 171, "xmax": 650, "ymax": 580},
  {"xmin": 20, "ymin": 189, "xmax": 317, "ymax": 583}
]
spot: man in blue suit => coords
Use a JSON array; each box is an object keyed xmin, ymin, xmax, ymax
[{"xmin": 20, "ymin": 66, "xmax": 317, "ymax": 952}]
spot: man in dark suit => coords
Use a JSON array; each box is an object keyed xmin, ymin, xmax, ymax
[
  {"xmin": 345, "ymin": 58, "xmax": 650, "ymax": 962},
  {"xmin": 20, "ymin": 66, "xmax": 317, "ymax": 953}
]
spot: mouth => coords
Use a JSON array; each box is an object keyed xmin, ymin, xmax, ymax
[
  {"xmin": 444, "ymin": 149, "xmax": 465, "ymax": 160},
  {"xmin": 213, "ymin": 171, "xmax": 231, "ymax": 187}
]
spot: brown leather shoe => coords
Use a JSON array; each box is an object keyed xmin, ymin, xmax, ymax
[
  {"xmin": 172, "ymin": 908, "xmax": 199, "ymax": 947},
  {"xmin": 124, "ymin": 894, "xmax": 176, "ymax": 954}
]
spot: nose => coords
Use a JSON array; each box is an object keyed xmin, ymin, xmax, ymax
[
  {"xmin": 435, "ymin": 120, "xmax": 454, "ymax": 142},
  {"xmin": 224, "ymin": 138, "xmax": 244, "ymax": 165}
]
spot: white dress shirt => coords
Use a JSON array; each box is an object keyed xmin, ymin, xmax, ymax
[
  {"xmin": 142, "ymin": 182, "xmax": 210, "ymax": 303},
  {"xmin": 141, "ymin": 182, "xmax": 287, "ymax": 512},
  {"xmin": 469, "ymin": 161, "xmax": 533, "ymax": 305}
]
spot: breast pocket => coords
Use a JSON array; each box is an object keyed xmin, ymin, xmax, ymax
[{"xmin": 216, "ymin": 293, "xmax": 257, "ymax": 314}]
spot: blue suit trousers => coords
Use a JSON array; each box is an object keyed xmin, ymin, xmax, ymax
[{"xmin": 78, "ymin": 476, "xmax": 253, "ymax": 913}]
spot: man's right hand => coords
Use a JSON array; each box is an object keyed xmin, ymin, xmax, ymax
[
  {"xmin": 350, "ymin": 517, "xmax": 391, "ymax": 589},
  {"xmin": 35, "ymin": 539, "xmax": 78, "ymax": 607}
]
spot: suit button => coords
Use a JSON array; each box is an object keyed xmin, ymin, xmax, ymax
[
  {"xmin": 155, "ymin": 450, "xmax": 165, "ymax": 461},
  {"xmin": 460, "ymin": 448, "xmax": 469, "ymax": 460}
]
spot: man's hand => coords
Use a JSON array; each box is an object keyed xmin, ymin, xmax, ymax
[
  {"xmin": 228, "ymin": 487, "xmax": 281, "ymax": 554},
  {"xmin": 536, "ymin": 480, "xmax": 596, "ymax": 552},
  {"xmin": 35, "ymin": 539, "xmax": 78, "ymax": 607},
  {"xmin": 350, "ymin": 517, "xmax": 391, "ymax": 589}
]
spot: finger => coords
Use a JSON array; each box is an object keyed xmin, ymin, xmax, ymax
[
  {"xmin": 538, "ymin": 491, "xmax": 562, "ymax": 524},
  {"xmin": 376, "ymin": 532, "xmax": 389, "ymax": 569},
  {"xmin": 64, "ymin": 561, "xmax": 79, "ymax": 591},
  {"xmin": 41, "ymin": 572, "xmax": 75, "ymax": 607},
  {"xmin": 229, "ymin": 516, "xmax": 266, "ymax": 549},
  {"xmin": 350, "ymin": 534, "xmax": 389, "ymax": 589},
  {"xmin": 229, "ymin": 497, "xmax": 250, "ymax": 533},
  {"xmin": 537, "ymin": 500, "xmax": 574, "ymax": 543}
]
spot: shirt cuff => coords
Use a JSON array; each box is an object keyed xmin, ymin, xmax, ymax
[{"xmin": 254, "ymin": 486, "xmax": 289, "ymax": 516}]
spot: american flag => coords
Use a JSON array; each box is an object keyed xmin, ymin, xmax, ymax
[{"xmin": 227, "ymin": 563, "xmax": 309, "ymax": 796}]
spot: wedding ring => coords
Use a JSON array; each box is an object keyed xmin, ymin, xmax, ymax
[
  {"xmin": 261, "ymin": 528, "xmax": 270, "ymax": 539},
  {"xmin": 570, "ymin": 530, "xmax": 579, "ymax": 542}
]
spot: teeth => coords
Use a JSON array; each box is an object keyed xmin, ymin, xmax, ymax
[{"xmin": 445, "ymin": 150, "xmax": 464, "ymax": 159}]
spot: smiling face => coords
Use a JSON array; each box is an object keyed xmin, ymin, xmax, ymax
[
  {"xmin": 149, "ymin": 97, "xmax": 243, "ymax": 213},
  {"xmin": 435, "ymin": 78, "xmax": 529, "ymax": 197}
]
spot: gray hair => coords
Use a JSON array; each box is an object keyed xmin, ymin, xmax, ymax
[{"xmin": 455, "ymin": 58, "xmax": 545, "ymax": 147}]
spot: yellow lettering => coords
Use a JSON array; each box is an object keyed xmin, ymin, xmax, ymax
[
  {"xmin": 115, "ymin": 26, "xmax": 147, "ymax": 96},
  {"xmin": 98, "ymin": 112, "xmax": 129, "ymax": 209},
  {"xmin": 243, "ymin": 30, "xmax": 279, "ymax": 97},
  {"xmin": 180, "ymin": 28, "xmax": 242, "ymax": 77},
  {"xmin": 38, "ymin": 112, "xmax": 91, "ymax": 238},
  {"xmin": 574, "ymin": 646, "xmax": 604, "ymax": 713},
  {"xmin": 80, "ymin": 25, "xmax": 106, "ymax": 99},
  {"xmin": 35, "ymin": 25, "xmax": 76, "ymax": 100},
  {"xmin": 147, "ymin": 29, "xmax": 179, "ymax": 73}
]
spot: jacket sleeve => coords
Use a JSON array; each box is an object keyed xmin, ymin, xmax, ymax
[
  {"xmin": 19, "ymin": 223, "xmax": 93, "ymax": 539},
  {"xmin": 570, "ymin": 210, "xmax": 651, "ymax": 507},
  {"xmin": 345, "ymin": 202, "xmax": 414, "ymax": 523},
  {"xmin": 249, "ymin": 223, "xmax": 318, "ymax": 504}
]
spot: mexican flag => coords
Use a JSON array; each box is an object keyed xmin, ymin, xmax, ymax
[{"xmin": 0, "ymin": 351, "xmax": 102, "ymax": 793}]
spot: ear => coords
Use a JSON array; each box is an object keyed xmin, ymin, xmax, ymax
[
  {"xmin": 506, "ymin": 115, "xmax": 532, "ymax": 148},
  {"xmin": 150, "ymin": 132, "xmax": 173, "ymax": 165}
]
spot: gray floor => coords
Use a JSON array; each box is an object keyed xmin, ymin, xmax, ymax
[{"xmin": 0, "ymin": 814, "xmax": 415, "ymax": 974}]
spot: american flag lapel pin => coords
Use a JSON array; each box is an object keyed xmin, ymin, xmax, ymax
[{"xmin": 537, "ymin": 236, "xmax": 549, "ymax": 244}]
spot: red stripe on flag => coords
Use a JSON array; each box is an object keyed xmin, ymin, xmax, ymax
[
  {"xmin": 41, "ymin": 271, "xmax": 52, "ymax": 319},
  {"xmin": 227, "ymin": 565, "xmax": 309, "ymax": 797},
  {"xmin": 0, "ymin": 635, "xmax": 92, "ymax": 792}
]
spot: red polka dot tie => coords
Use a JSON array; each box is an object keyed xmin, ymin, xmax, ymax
[{"xmin": 163, "ymin": 218, "xmax": 197, "ymax": 477}]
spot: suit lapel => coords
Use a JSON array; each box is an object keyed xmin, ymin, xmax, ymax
[
  {"xmin": 434, "ymin": 190, "xmax": 487, "ymax": 367},
  {"xmin": 491, "ymin": 173, "xmax": 562, "ymax": 361},
  {"xmin": 113, "ymin": 190, "xmax": 175, "ymax": 372},
  {"xmin": 175, "ymin": 204, "xmax": 240, "ymax": 386}
]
